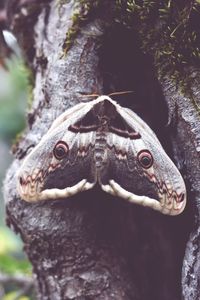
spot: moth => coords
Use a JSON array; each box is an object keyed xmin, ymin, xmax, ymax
[{"xmin": 17, "ymin": 96, "xmax": 186, "ymax": 215}]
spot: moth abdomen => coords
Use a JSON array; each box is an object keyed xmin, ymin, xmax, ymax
[{"xmin": 94, "ymin": 131, "xmax": 107, "ymax": 168}]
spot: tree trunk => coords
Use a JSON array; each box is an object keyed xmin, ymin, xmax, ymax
[{"xmin": 3, "ymin": 1, "xmax": 200, "ymax": 299}]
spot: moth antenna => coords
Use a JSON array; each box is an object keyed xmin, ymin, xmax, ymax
[
  {"xmin": 79, "ymin": 93, "xmax": 100, "ymax": 102},
  {"xmin": 108, "ymin": 91, "xmax": 134, "ymax": 97},
  {"xmin": 80, "ymin": 93, "xmax": 100, "ymax": 98}
]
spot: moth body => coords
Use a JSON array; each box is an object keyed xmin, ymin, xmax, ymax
[{"xmin": 17, "ymin": 96, "xmax": 187, "ymax": 215}]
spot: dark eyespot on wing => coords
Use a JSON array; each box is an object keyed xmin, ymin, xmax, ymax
[
  {"xmin": 53, "ymin": 141, "xmax": 69, "ymax": 160},
  {"xmin": 137, "ymin": 150, "xmax": 153, "ymax": 168}
]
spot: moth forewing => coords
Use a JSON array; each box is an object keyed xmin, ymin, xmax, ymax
[
  {"xmin": 48, "ymin": 100, "xmax": 99, "ymax": 134},
  {"xmin": 17, "ymin": 102, "xmax": 98, "ymax": 202},
  {"xmin": 115, "ymin": 104, "xmax": 164, "ymax": 148},
  {"xmin": 48, "ymin": 102, "xmax": 87, "ymax": 134},
  {"xmin": 48, "ymin": 96, "xmax": 106, "ymax": 134}
]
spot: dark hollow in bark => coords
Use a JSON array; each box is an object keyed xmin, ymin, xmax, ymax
[{"xmin": 3, "ymin": 1, "xmax": 200, "ymax": 299}]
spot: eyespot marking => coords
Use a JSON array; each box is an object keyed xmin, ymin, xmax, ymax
[
  {"xmin": 53, "ymin": 141, "xmax": 69, "ymax": 160},
  {"xmin": 137, "ymin": 150, "xmax": 153, "ymax": 169}
]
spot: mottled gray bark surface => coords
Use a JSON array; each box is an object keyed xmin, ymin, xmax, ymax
[
  {"xmin": 161, "ymin": 79, "xmax": 200, "ymax": 300},
  {"xmin": 3, "ymin": 0, "xmax": 199, "ymax": 299}
]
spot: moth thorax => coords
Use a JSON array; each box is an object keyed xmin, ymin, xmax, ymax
[{"xmin": 95, "ymin": 131, "xmax": 107, "ymax": 168}]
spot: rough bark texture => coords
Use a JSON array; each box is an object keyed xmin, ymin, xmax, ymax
[
  {"xmin": 161, "ymin": 79, "xmax": 200, "ymax": 300},
  {"xmin": 3, "ymin": 1, "xmax": 199, "ymax": 299}
]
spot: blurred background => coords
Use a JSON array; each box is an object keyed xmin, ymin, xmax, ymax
[{"xmin": 0, "ymin": 31, "xmax": 33, "ymax": 299}]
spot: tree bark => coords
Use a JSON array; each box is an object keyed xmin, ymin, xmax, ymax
[
  {"xmin": 3, "ymin": 1, "xmax": 199, "ymax": 299},
  {"xmin": 161, "ymin": 77, "xmax": 200, "ymax": 300}
]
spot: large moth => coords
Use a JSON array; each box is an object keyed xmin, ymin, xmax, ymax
[{"xmin": 17, "ymin": 96, "xmax": 186, "ymax": 215}]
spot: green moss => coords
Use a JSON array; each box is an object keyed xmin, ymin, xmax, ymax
[
  {"xmin": 12, "ymin": 131, "xmax": 24, "ymax": 151},
  {"xmin": 62, "ymin": 11, "xmax": 81, "ymax": 55},
  {"xmin": 62, "ymin": 0, "xmax": 101, "ymax": 55},
  {"xmin": 10, "ymin": 60, "xmax": 34, "ymax": 147},
  {"xmin": 23, "ymin": 65, "xmax": 34, "ymax": 109},
  {"xmin": 0, "ymin": 58, "xmax": 33, "ymax": 143}
]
